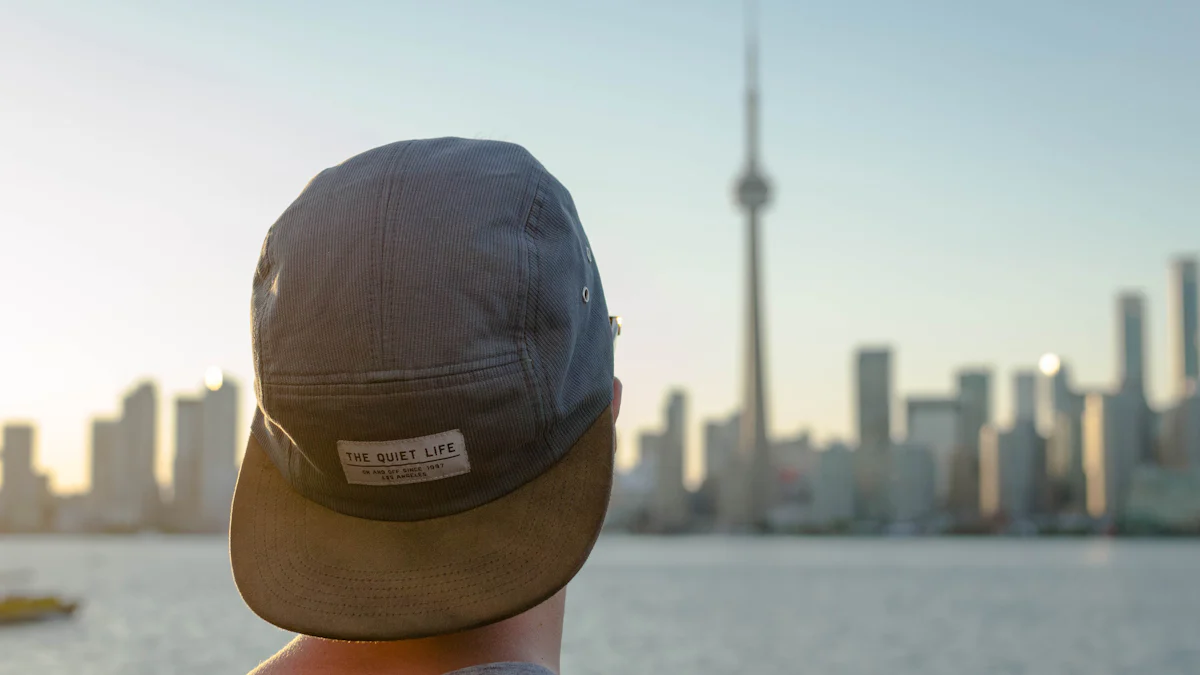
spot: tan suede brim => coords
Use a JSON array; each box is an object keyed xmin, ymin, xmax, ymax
[{"xmin": 229, "ymin": 407, "xmax": 613, "ymax": 641}]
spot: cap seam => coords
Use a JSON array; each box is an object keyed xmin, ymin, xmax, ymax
[
  {"xmin": 374, "ymin": 142, "xmax": 414, "ymax": 368},
  {"xmin": 255, "ymin": 224, "xmax": 282, "ymax": 482},
  {"xmin": 522, "ymin": 176, "xmax": 555, "ymax": 447},
  {"xmin": 260, "ymin": 359, "xmax": 523, "ymax": 402},
  {"xmin": 261, "ymin": 352, "xmax": 523, "ymax": 387}
]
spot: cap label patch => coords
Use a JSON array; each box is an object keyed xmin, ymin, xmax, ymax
[{"xmin": 336, "ymin": 430, "xmax": 469, "ymax": 486}]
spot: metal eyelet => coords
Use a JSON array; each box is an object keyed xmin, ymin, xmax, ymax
[{"xmin": 582, "ymin": 287, "xmax": 590, "ymax": 303}]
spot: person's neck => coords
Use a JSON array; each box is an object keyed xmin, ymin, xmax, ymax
[{"xmin": 255, "ymin": 590, "xmax": 565, "ymax": 675}]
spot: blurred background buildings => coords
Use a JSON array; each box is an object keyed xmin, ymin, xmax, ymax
[{"xmin": 0, "ymin": 370, "xmax": 238, "ymax": 533}]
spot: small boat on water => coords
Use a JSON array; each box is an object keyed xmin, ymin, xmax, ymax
[
  {"xmin": 0, "ymin": 570, "xmax": 80, "ymax": 626},
  {"xmin": 0, "ymin": 595, "xmax": 79, "ymax": 625}
]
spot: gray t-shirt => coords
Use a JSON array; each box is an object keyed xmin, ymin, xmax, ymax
[{"xmin": 446, "ymin": 664, "xmax": 556, "ymax": 675}]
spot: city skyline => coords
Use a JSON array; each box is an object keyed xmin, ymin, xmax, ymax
[
  {"xmin": 3, "ymin": 1, "xmax": 1199, "ymax": 490},
  {"xmin": 3, "ymin": 246, "xmax": 1198, "ymax": 531},
  {"xmin": 610, "ymin": 245, "xmax": 1200, "ymax": 533},
  {"xmin": 0, "ymin": 370, "xmax": 240, "ymax": 532}
]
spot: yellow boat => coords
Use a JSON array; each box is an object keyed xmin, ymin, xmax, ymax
[{"xmin": 0, "ymin": 595, "xmax": 79, "ymax": 625}]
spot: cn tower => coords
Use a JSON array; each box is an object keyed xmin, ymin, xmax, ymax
[{"xmin": 729, "ymin": 0, "xmax": 774, "ymax": 529}]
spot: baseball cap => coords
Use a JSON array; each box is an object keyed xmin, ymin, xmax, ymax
[{"xmin": 229, "ymin": 138, "xmax": 615, "ymax": 641}]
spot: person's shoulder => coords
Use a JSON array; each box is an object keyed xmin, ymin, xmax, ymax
[{"xmin": 444, "ymin": 665, "xmax": 557, "ymax": 675}]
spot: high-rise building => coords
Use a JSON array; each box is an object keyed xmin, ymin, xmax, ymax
[
  {"xmin": 1040, "ymin": 359, "xmax": 1081, "ymax": 429},
  {"xmin": 171, "ymin": 373, "xmax": 241, "ymax": 532},
  {"xmin": 1083, "ymin": 391, "xmax": 1144, "ymax": 520},
  {"xmin": 1047, "ymin": 410, "xmax": 1087, "ymax": 512},
  {"xmin": 1013, "ymin": 370, "xmax": 1037, "ymax": 424},
  {"xmin": 951, "ymin": 369, "xmax": 991, "ymax": 515},
  {"xmin": 0, "ymin": 424, "xmax": 46, "ymax": 531},
  {"xmin": 89, "ymin": 418, "xmax": 121, "ymax": 528},
  {"xmin": 1, "ymin": 425, "xmax": 53, "ymax": 532},
  {"xmin": 703, "ymin": 412, "xmax": 740, "ymax": 490},
  {"xmin": 700, "ymin": 412, "xmax": 739, "ymax": 520},
  {"xmin": 814, "ymin": 442, "xmax": 855, "ymax": 525},
  {"xmin": 1038, "ymin": 358, "xmax": 1085, "ymax": 511},
  {"xmin": 979, "ymin": 421, "xmax": 1044, "ymax": 521},
  {"xmin": 956, "ymin": 370, "xmax": 992, "ymax": 450},
  {"xmin": 852, "ymin": 348, "xmax": 892, "ymax": 520},
  {"xmin": 856, "ymin": 348, "xmax": 892, "ymax": 451},
  {"xmin": 725, "ymin": 3, "xmax": 774, "ymax": 530},
  {"xmin": 120, "ymin": 381, "xmax": 160, "ymax": 529},
  {"xmin": 1118, "ymin": 292, "xmax": 1147, "ymax": 395},
  {"xmin": 1170, "ymin": 257, "xmax": 1198, "ymax": 397},
  {"xmin": 172, "ymin": 396, "xmax": 205, "ymax": 530},
  {"xmin": 905, "ymin": 397, "xmax": 958, "ymax": 504},
  {"xmin": 646, "ymin": 390, "xmax": 689, "ymax": 532},
  {"xmin": 200, "ymin": 375, "xmax": 239, "ymax": 531},
  {"xmin": 1182, "ymin": 394, "xmax": 1200, "ymax": 470},
  {"xmin": 889, "ymin": 442, "xmax": 936, "ymax": 524},
  {"xmin": 771, "ymin": 431, "xmax": 813, "ymax": 505}
]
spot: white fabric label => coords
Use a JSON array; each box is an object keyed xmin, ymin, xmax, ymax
[{"xmin": 336, "ymin": 430, "xmax": 469, "ymax": 486}]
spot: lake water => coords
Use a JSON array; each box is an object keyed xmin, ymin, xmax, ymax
[{"xmin": 1, "ymin": 536, "xmax": 1198, "ymax": 674}]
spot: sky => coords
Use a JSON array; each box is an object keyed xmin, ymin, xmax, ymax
[{"xmin": 1, "ymin": 0, "xmax": 1198, "ymax": 492}]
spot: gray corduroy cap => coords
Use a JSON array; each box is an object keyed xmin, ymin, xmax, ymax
[{"xmin": 229, "ymin": 137, "xmax": 615, "ymax": 641}]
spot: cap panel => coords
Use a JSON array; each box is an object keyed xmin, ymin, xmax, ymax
[
  {"xmin": 376, "ymin": 139, "xmax": 540, "ymax": 373},
  {"xmin": 523, "ymin": 174, "xmax": 614, "ymax": 468},
  {"xmin": 254, "ymin": 357, "xmax": 558, "ymax": 522},
  {"xmin": 253, "ymin": 144, "xmax": 405, "ymax": 381}
]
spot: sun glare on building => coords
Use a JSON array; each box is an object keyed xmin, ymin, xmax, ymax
[
  {"xmin": 1038, "ymin": 353, "xmax": 1061, "ymax": 376},
  {"xmin": 205, "ymin": 367, "xmax": 224, "ymax": 391}
]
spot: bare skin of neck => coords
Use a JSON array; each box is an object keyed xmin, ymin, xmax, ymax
[{"xmin": 251, "ymin": 589, "xmax": 565, "ymax": 675}]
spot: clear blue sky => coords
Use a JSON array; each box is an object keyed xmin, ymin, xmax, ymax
[{"xmin": 2, "ymin": 1, "xmax": 1197, "ymax": 490}]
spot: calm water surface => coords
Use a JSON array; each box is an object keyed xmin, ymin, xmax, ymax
[{"xmin": 1, "ymin": 536, "xmax": 1198, "ymax": 674}]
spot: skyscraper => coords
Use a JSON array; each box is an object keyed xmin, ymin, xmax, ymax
[
  {"xmin": 1083, "ymin": 391, "xmax": 1144, "ymax": 519},
  {"xmin": 172, "ymin": 396, "xmax": 205, "ymax": 530},
  {"xmin": 1047, "ymin": 409, "xmax": 1086, "ymax": 511},
  {"xmin": 1013, "ymin": 370, "xmax": 1037, "ymax": 424},
  {"xmin": 200, "ymin": 374, "xmax": 239, "ymax": 531},
  {"xmin": 1051, "ymin": 362, "xmax": 1078, "ymax": 416},
  {"xmin": 1170, "ymin": 257, "xmax": 1198, "ymax": 397},
  {"xmin": 950, "ymin": 369, "xmax": 991, "ymax": 514},
  {"xmin": 956, "ymin": 370, "xmax": 992, "ymax": 450},
  {"xmin": 905, "ymin": 397, "xmax": 958, "ymax": 504},
  {"xmin": 727, "ymin": 1, "xmax": 774, "ymax": 529},
  {"xmin": 646, "ymin": 390, "xmax": 689, "ymax": 532},
  {"xmin": 120, "ymin": 381, "xmax": 160, "ymax": 529},
  {"xmin": 0, "ymin": 424, "xmax": 44, "ymax": 531},
  {"xmin": 889, "ymin": 442, "xmax": 936, "ymax": 524},
  {"xmin": 1118, "ymin": 291, "xmax": 1147, "ymax": 395},
  {"xmin": 1040, "ymin": 357, "xmax": 1086, "ymax": 511},
  {"xmin": 170, "ymin": 372, "xmax": 240, "ymax": 532},
  {"xmin": 978, "ymin": 421, "xmax": 1043, "ymax": 521},
  {"xmin": 854, "ymin": 348, "xmax": 892, "ymax": 520},
  {"xmin": 89, "ymin": 418, "xmax": 121, "ymax": 528},
  {"xmin": 703, "ymin": 411, "xmax": 740, "ymax": 490},
  {"xmin": 856, "ymin": 348, "xmax": 892, "ymax": 450},
  {"xmin": 814, "ymin": 442, "xmax": 855, "ymax": 525}
]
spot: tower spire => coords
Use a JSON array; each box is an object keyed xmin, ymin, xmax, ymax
[
  {"xmin": 745, "ymin": 0, "xmax": 761, "ymax": 171},
  {"xmin": 725, "ymin": 0, "xmax": 774, "ymax": 530}
]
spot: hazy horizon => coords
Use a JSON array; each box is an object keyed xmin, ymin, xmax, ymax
[{"xmin": 2, "ymin": 0, "xmax": 1198, "ymax": 492}]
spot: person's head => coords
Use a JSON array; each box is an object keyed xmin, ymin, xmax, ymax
[{"xmin": 229, "ymin": 138, "xmax": 618, "ymax": 643}]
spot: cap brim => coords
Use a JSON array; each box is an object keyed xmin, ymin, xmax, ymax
[{"xmin": 230, "ymin": 406, "xmax": 613, "ymax": 641}]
